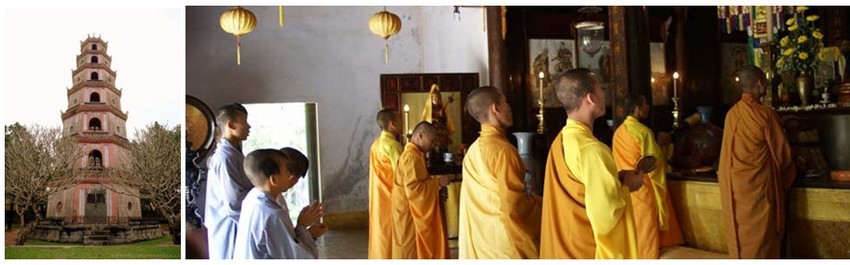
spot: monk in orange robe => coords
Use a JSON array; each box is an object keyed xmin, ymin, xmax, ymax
[
  {"xmin": 718, "ymin": 65, "xmax": 795, "ymax": 258},
  {"xmin": 458, "ymin": 86, "xmax": 542, "ymax": 259},
  {"xmin": 612, "ymin": 94, "xmax": 683, "ymax": 258},
  {"xmin": 540, "ymin": 68, "xmax": 643, "ymax": 259},
  {"xmin": 368, "ymin": 108, "xmax": 403, "ymax": 259},
  {"xmin": 392, "ymin": 121, "xmax": 450, "ymax": 259}
]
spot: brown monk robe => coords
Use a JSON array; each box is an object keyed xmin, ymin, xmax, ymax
[
  {"xmin": 539, "ymin": 132, "xmax": 595, "ymax": 258},
  {"xmin": 718, "ymin": 65, "xmax": 795, "ymax": 258}
]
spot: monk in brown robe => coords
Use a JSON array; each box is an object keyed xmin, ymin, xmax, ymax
[{"xmin": 718, "ymin": 65, "xmax": 795, "ymax": 258}]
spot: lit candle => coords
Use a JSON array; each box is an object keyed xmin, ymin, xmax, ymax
[
  {"xmin": 403, "ymin": 104, "xmax": 410, "ymax": 137},
  {"xmin": 538, "ymin": 71, "xmax": 545, "ymax": 107},
  {"xmin": 672, "ymin": 72, "xmax": 679, "ymax": 98}
]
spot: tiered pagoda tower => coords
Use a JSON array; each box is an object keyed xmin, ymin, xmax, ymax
[{"xmin": 48, "ymin": 36, "xmax": 141, "ymax": 224}]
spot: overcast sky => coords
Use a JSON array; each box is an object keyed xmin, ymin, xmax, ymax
[{"xmin": 4, "ymin": 7, "xmax": 183, "ymax": 136}]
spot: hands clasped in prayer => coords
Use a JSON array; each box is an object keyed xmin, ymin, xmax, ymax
[{"xmin": 298, "ymin": 200, "xmax": 328, "ymax": 239}]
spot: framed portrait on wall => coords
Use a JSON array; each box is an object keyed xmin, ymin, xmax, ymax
[
  {"xmin": 529, "ymin": 39, "xmax": 576, "ymax": 108},
  {"xmin": 577, "ymin": 41, "xmax": 611, "ymax": 105},
  {"xmin": 649, "ymin": 42, "xmax": 668, "ymax": 106},
  {"xmin": 720, "ymin": 43, "xmax": 749, "ymax": 104},
  {"xmin": 815, "ymin": 60, "xmax": 836, "ymax": 91}
]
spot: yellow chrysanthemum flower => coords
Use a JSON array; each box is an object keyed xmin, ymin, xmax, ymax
[
  {"xmin": 777, "ymin": 58, "xmax": 785, "ymax": 66},
  {"xmin": 780, "ymin": 37, "xmax": 790, "ymax": 47},
  {"xmin": 807, "ymin": 15, "xmax": 820, "ymax": 21},
  {"xmin": 797, "ymin": 6, "xmax": 809, "ymax": 12},
  {"xmin": 783, "ymin": 49, "xmax": 795, "ymax": 56},
  {"xmin": 789, "ymin": 24, "xmax": 799, "ymax": 31},
  {"xmin": 786, "ymin": 18, "xmax": 796, "ymax": 26},
  {"xmin": 798, "ymin": 36, "xmax": 808, "ymax": 43},
  {"xmin": 799, "ymin": 52, "xmax": 809, "ymax": 60},
  {"xmin": 813, "ymin": 31, "xmax": 823, "ymax": 39},
  {"xmin": 818, "ymin": 52, "xmax": 828, "ymax": 61},
  {"xmin": 784, "ymin": 48, "xmax": 795, "ymax": 56}
]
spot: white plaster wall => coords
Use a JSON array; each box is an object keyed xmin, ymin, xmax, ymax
[
  {"xmin": 187, "ymin": 6, "xmax": 488, "ymax": 213},
  {"xmin": 420, "ymin": 6, "xmax": 489, "ymax": 84}
]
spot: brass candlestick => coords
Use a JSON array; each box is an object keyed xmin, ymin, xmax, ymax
[
  {"xmin": 537, "ymin": 99, "xmax": 545, "ymax": 134},
  {"xmin": 537, "ymin": 71, "xmax": 545, "ymax": 134},
  {"xmin": 672, "ymin": 97, "xmax": 681, "ymax": 129},
  {"xmin": 403, "ymin": 104, "xmax": 411, "ymax": 144},
  {"xmin": 672, "ymin": 72, "xmax": 680, "ymax": 129}
]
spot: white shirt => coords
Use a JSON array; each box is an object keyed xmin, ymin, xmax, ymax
[
  {"xmin": 234, "ymin": 188, "xmax": 318, "ymax": 259},
  {"xmin": 204, "ymin": 139, "xmax": 252, "ymax": 259}
]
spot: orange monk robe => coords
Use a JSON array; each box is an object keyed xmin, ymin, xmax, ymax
[
  {"xmin": 658, "ymin": 186, "xmax": 684, "ymax": 249},
  {"xmin": 613, "ymin": 116, "xmax": 681, "ymax": 258},
  {"xmin": 658, "ymin": 140, "xmax": 684, "ymax": 249},
  {"xmin": 458, "ymin": 125, "xmax": 542, "ymax": 259},
  {"xmin": 391, "ymin": 143, "xmax": 448, "ymax": 259},
  {"xmin": 718, "ymin": 93, "xmax": 795, "ymax": 258},
  {"xmin": 368, "ymin": 131, "xmax": 402, "ymax": 259},
  {"xmin": 540, "ymin": 119, "xmax": 639, "ymax": 259}
]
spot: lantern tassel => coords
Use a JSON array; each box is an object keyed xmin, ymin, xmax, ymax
[
  {"xmin": 483, "ymin": 7, "xmax": 487, "ymax": 32},
  {"xmin": 237, "ymin": 36, "xmax": 242, "ymax": 65},
  {"xmin": 279, "ymin": 6, "xmax": 284, "ymax": 28},
  {"xmin": 385, "ymin": 41, "xmax": 389, "ymax": 64}
]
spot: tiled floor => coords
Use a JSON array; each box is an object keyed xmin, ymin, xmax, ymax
[
  {"xmin": 315, "ymin": 229, "xmax": 727, "ymax": 259},
  {"xmin": 317, "ymin": 229, "xmax": 458, "ymax": 259}
]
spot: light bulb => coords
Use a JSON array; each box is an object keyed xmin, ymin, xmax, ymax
[{"xmin": 453, "ymin": 6, "xmax": 461, "ymax": 22}]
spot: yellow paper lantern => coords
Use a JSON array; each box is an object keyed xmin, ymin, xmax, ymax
[
  {"xmin": 369, "ymin": 7, "xmax": 402, "ymax": 63},
  {"xmin": 220, "ymin": 6, "xmax": 257, "ymax": 65}
]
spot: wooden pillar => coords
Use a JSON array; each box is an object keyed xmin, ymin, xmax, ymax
[
  {"xmin": 673, "ymin": 7, "xmax": 720, "ymax": 118},
  {"xmin": 503, "ymin": 7, "xmax": 531, "ymax": 132},
  {"xmin": 609, "ymin": 6, "xmax": 652, "ymax": 128},
  {"xmin": 823, "ymin": 7, "xmax": 848, "ymax": 47},
  {"xmin": 487, "ymin": 6, "xmax": 508, "ymax": 91}
]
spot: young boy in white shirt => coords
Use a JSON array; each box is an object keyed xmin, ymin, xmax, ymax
[{"xmin": 234, "ymin": 148, "xmax": 326, "ymax": 259}]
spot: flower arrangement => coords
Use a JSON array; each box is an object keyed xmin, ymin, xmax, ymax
[{"xmin": 776, "ymin": 6, "xmax": 824, "ymax": 75}]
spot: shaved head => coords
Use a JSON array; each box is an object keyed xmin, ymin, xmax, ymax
[
  {"xmin": 412, "ymin": 121, "xmax": 437, "ymax": 138},
  {"xmin": 466, "ymin": 86, "xmax": 503, "ymax": 123},
  {"xmin": 624, "ymin": 94, "xmax": 646, "ymax": 115},
  {"xmin": 735, "ymin": 65, "xmax": 767, "ymax": 93},
  {"xmin": 556, "ymin": 68, "xmax": 597, "ymax": 113},
  {"xmin": 244, "ymin": 149, "xmax": 285, "ymax": 187},
  {"xmin": 376, "ymin": 108, "xmax": 398, "ymax": 130},
  {"xmin": 411, "ymin": 121, "xmax": 437, "ymax": 152},
  {"xmin": 279, "ymin": 147, "xmax": 308, "ymax": 178},
  {"xmin": 216, "ymin": 103, "xmax": 247, "ymax": 128}
]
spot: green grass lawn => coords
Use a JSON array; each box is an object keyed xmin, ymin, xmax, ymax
[
  {"xmin": 5, "ymin": 245, "xmax": 180, "ymax": 259},
  {"xmin": 7, "ymin": 235, "xmax": 179, "ymax": 259}
]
